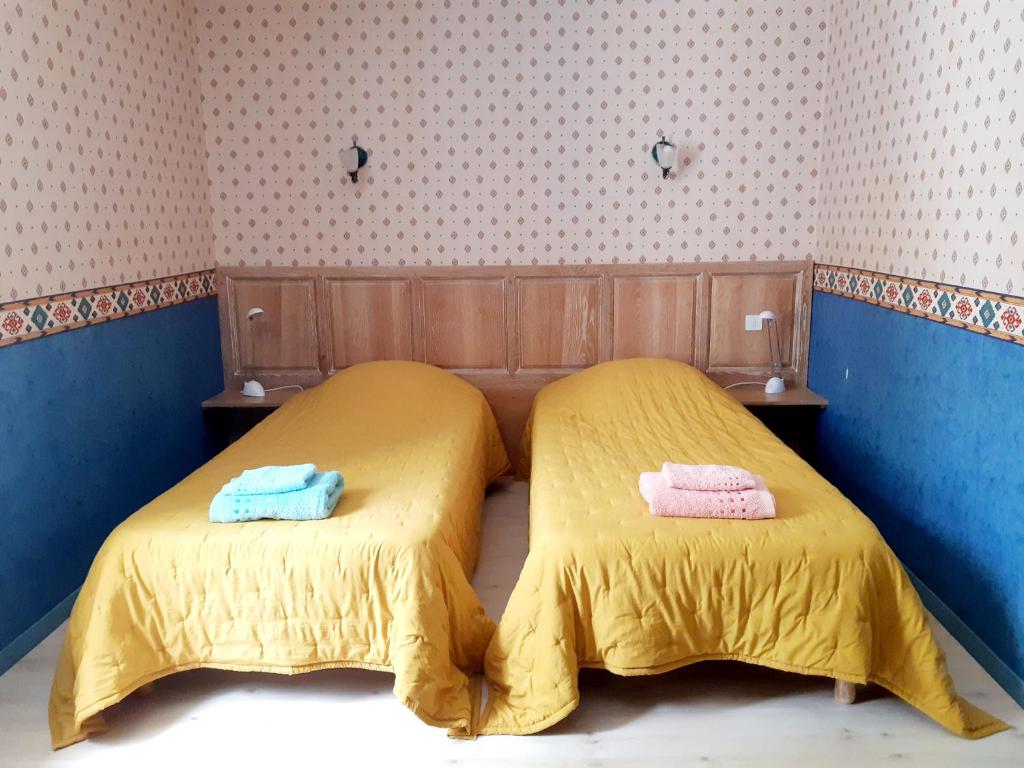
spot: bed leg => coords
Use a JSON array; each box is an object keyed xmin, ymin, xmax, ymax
[
  {"xmin": 834, "ymin": 679, "xmax": 856, "ymax": 705},
  {"xmin": 136, "ymin": 682, "xmax": 156, "ymax": 698}
]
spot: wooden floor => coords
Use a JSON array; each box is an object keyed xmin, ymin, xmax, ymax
[{"xmin": 2, "ymin": 479, "xmax": 1021, "ymax": 766}]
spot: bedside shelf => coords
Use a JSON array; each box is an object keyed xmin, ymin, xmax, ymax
[
  {"xmin": 726, "ymin": 385, "xmax": 828, "ymax": 458},
  {"xmin": 201, "ymin": 388, "xmax": 302, "ymax": 410},
  {"xmin": 201, "ymin": 387, "xmax": 303, "ymax": 444},
  {"xmin": 727, "ymin": 386, "xmax": 828, "ymax": 408}
]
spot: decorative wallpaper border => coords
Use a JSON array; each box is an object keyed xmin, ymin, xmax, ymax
[
  {"xmin": 0, "ymin": 270, "xmax": 216, "ymax": 349},
  {"xmin": 6, "ymin": 264, "xmax": 1021, "ymax": 349},
  {"xmin": 814, "ymin": 264, "xmax": 1024, "ymax": 347}
]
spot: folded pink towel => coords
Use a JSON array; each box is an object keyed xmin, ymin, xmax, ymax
[
  {"xmin": 661, "ymin": 463, "xmax": 758, "ymax": 491},
  {"xmin": 639, "ymin": 472, "xmax": 776, "ymax": 520}
]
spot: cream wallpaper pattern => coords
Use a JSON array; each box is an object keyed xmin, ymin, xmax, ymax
[
  {"xmin": 817, "ymin": 0, "xmax": 1023, "ymax": 294},
  {"xmin": 4, "ymin": 1, "xmax": 1019, "ymax": 303},
  {"xmin": 197, "ymin": 1, "xmax": 827, "ymax": 268},
  {"xmin": 0, "ymin": 0, "xmax": 213, "ymax": 301}
]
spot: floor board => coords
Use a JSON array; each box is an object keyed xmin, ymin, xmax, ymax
[{"xmin": 1, "ymin": 479, "xmax": 1021, "ymax": 766}]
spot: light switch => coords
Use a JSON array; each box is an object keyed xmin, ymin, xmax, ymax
[{"xmin": 744, "ymin": 314, "xmax": 763, "ymax": 331}]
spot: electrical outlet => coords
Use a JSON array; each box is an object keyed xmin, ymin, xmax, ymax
[{"xmin": 744, "ymin": 314, "xmax": 763, "ymax": 331}]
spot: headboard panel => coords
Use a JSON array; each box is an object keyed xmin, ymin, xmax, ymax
[
  {"xmin": 322, "ymin": 277, "xmax": 414, "ymax": 371},
  {"xmin": 218, "ymin": 261, "xmax": 812, "ymax": 464}
]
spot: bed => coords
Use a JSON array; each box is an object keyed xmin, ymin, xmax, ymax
[
  {"xmin": 50, "ymin": 361, "xmax": 509, "ymax": 749},
  {"xmin": 479, "ymin": 358, "xmax": 1004, "ymax": 738}
]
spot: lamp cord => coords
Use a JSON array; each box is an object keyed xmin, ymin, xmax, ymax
[
  {"xmin": 723, "ymin": 381, "xmax": 768, "ymax": 390},
  {"xmin": 262, "ymin": 384, "xmax": 305, "ymax": 393}
]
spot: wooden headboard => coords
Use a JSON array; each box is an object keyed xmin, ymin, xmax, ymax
[{"xmin": 217, "ymin": 260, "xmax": 812, "ymax": 465}]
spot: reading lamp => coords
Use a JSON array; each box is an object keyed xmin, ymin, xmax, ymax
[
  {"xmin": 759, "ymin": 310, "xmax": 786, "ymax": 394},
  {"xmin": 241, "ymin": 306, "xmax": 266, "ymax": 397}
]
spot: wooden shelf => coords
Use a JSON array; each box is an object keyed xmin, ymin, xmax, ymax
[
  {"xmin": 726, "ymin": 385, "xmax": 828, "ymax": 408},
  {"xmin": 201, "ymin": 387, "xmax": 302, "ymax": 410}
]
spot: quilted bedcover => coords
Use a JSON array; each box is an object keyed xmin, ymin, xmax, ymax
[
  {"xmin": 479, "ymin": 358, "xmax": 1004, "ymax": 738},
  {"xmin": 50, "ymin": 361, "xmax": 509, "ymax": 748}
]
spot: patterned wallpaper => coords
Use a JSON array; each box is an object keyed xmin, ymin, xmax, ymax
[
  {"xmin": 817, "ymin": 0, "xmax": 1023, "ymax": 295},
  {"xmin": 7, "ymin": 1, "xmax": 1017, "ymax": 302},
  {"xmin": 197, "ymin": 1, "xmax": 827, "ymax": 268},
  {"xmin": 0, "ymin": 0, "xmax": 213, "ymax": 301}
]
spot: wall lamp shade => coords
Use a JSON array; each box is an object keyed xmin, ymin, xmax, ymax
[
  {"xmin": 344, "ymin": 142, "xmax": 368, "ymax": 183},
  {"xmin": 759, "ymin": 309, "xmax": 786, "ymax": 394},
  {"xmin": 242, "ymin": 306, "xmax": 266, "ymax": 397},
  {"xmin": 651, "ymin": 137, "xmax": 675, "ymax": 179}
]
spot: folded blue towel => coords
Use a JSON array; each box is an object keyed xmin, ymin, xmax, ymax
[
  {"xmin": 222, "ymin": 464, "xmax": 317, "ymax": 495},
  {"xmin": 210, "ymin": 471, "xmax": 344, "ymax": 523}
]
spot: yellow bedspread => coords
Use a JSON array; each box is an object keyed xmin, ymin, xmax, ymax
[
  {"xmin": 480, "ymin": 358, "xmax": 1004, "ymax": 738},
  {"xmin": 50, "ymin": 361, "xmax": 509, "ymax": 749}
]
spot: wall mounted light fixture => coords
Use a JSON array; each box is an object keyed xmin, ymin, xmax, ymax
[
  {"xmin": 241, "ymin": 306, "xmax": 266, "ymax": 397},
  {"xmin": 651, "ymin": 136, "xmax": 675, "ymax": 179},
  {"xmin": 759, "ymin": 310, "xmax": 786, "ymax": 394},
  {"xmin": 343, "ymin": 141, "xmax": 368, "ymax": 183}
]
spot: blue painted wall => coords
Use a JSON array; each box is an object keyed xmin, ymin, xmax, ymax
[
  {"xmin": 809, "ymin": 291, "xmax": 1024, "ymax": 691},
  {"xmin": 0, "ymin": 298, "xmax": 222, "ymax": 668}
]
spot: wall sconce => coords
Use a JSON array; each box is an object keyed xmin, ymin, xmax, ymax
[
  {"xmin": 343, "ymin": 141, "xmax": 368, "ymax": 183},
  {"xmin": 759, "ymin": 310, "xmax": 786, "ymax": 394},
  {"xmin": 651, "ymin": 136, "xmax": 675, "ymax": 179},
  {"xmin": 241, "ymin": 306, "xmax": 266, "ymax": 397}
]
